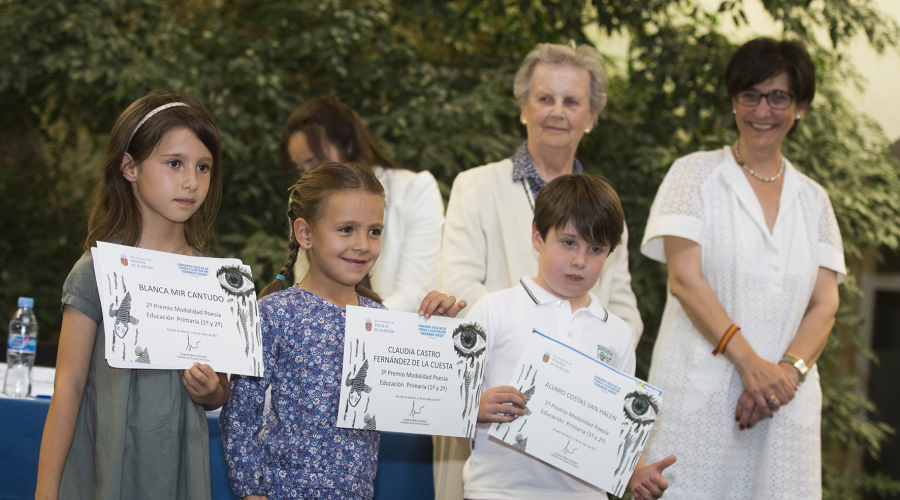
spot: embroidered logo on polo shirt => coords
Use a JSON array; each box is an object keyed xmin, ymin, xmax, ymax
[{"xmin": 597, "ymin": 345, "xmax": 613, "ymax": 364}]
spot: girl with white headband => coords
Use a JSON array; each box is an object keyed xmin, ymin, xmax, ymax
[{"xmin": 36, "ymin": 91, "xmax": 229, "ymax": 499}]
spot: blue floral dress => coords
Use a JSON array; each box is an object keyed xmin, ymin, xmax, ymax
[{"xmin": 219, "ymin": 287, "xmax": 385, "ymax": 499}]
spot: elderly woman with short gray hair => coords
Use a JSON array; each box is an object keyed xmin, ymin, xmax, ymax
[{"xmin": 434, "ymin": 42, "xmax": 643, "ymax": 500}]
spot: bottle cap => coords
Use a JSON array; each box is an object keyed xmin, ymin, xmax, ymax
[{"xmin": 17, "ymin": 297, "xmax": 34, "ymax": 309}]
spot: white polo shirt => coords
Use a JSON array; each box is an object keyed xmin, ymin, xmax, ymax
[{"xmin": 463, "ymin": 276, "xmax": 636, "ymax": 500}]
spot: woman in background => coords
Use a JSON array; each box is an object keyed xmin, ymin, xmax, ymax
[{"xmin": 279, "ymin": 96, "xmax": 444, "ymax": 312}]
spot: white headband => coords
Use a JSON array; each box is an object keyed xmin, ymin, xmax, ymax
[{"xmin": 124, "ymin": 102, "xmax": 191, "ymax": 152}]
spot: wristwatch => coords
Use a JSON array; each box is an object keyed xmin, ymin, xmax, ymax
[{"xmin": 781, "ymin": 352, "xmax": 809, "ymax": 386}]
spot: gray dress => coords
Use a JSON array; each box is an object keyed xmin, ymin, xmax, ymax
[{"xmin": 59, "ymin": 252, "xmax": 211, "ymax": 500}]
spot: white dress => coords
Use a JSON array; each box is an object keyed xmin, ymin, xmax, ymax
[{"xmin": 639, "ymin": 146, "xmax": 845, "ymax": 500}]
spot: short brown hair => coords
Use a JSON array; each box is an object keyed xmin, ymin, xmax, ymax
[
  {"xmin": 533, "ymin": 174, "xmax": 624, "ymax": 252},
  {"xmin": 726, "ymin": 37, "xmax": 815, "ymax": 105}
]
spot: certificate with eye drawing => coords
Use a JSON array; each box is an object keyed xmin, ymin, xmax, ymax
[
  {"xmin": 90, "ymin": 242, "xmax": 262, "ymax": 376},
  {"xmin": 488, "ymin": 329, "xmax": 663, "ymax": 496},
  {"xmin": 337, "ymin": 306, "xmax": 487, "ymax": 437}
]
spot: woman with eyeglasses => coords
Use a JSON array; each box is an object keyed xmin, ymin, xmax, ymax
[{"xmin": 638, "ymin": 37, "xmax": 845, "ymax": 498}]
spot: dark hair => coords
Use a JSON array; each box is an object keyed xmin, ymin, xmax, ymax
[
  {"xmin": 726, "ymin": 37, "xmax": 816, "ymax": 106},
  {"xmin": 259, "ymin": 162, "xmax": 386, "ymax": 302},
  {"xmin": 533, "ymin": 174, "xmax": 624, "ymax": 253},
  {"xmin": 85, "ymin": 91, "xmax": 222, "ymax": 251},
  {"xmin": 278, "ymin": 96, "xmax": 398, "ymax": 175}
]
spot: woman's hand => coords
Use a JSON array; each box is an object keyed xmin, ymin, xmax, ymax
[
  {"xmin": 733, "ymin": 354, "xmax": 796, "ymax": 421},
  {"xmin": 418, "ymin": 290, "xmax": 467, "ymax": 319},
  {"xmin": 778, "ymin": 361, "xmax": 801, "ymax": 386},
  {"xmin": 477, "ymin": 386, "xmax": 526, "ymax": 423},
  {"xmin": 734, "ymin": 390, "xmax": 774, "ymax": 429},
  {"xmin": 629, "ymin": 454, "xmax": 676, "ymax": 499},
  {"xmin": 736, "ymin": 362, "xmax": 802, "ymax": 427}
]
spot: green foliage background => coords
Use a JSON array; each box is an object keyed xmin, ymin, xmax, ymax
[{"xmin": 2, "ymin": 0, "xmax": 900, "ymax": 497}]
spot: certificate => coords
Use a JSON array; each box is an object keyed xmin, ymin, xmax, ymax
[
  {"xmin": 91, "ymin": 242, "xmax": 263, "ymax": 376},
  {"xmin": 488, "ymin": 329, "xmax": 663, "ymax": 496},
  {"xmin": 336, "ymin": 306, "xmax": 487, "ymax": 437}
]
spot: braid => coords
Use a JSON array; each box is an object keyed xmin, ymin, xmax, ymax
[
  {"xmin": 259, "ymin": 234, "xmax": 303, "ymax": 299},
  {"xmin": 260, "ymin": 192, "xmax": 306, "ymax": 299},
  {"xmin": 282, "ymin": 238, "xmax": 302, "ymax": 277}
]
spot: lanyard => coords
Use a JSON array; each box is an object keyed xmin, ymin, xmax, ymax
[{"xmin": 520, "ymin": 178, "xmax": 535, "ymax": 213}]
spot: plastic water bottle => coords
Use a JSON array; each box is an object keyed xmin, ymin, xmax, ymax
[{"xmin": 4, "ymin": 297, "xmax": 38, "ymax": 397}]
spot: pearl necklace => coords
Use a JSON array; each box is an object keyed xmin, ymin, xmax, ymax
[{"xmin": 732, "ymin": 140, "xmax": 785, "ymax": 182}]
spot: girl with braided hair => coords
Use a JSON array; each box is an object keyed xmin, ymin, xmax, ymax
[
  {"xmin": 220, "ymin": 162, "xmax": 465, "ymax": 500},
  {"xmin": 36, "ymin": 91, "xmax": 230, "ymax": 499}
]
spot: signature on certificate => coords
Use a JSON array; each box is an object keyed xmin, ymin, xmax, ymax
[
  {"xmin": 186, "ymin": 335, "xmax": 201, "ymax": 351},
  {"xmin": 409, "ymin": 400, "xmax": 425, "ymax": 417},
  {"xmin": 561, "ymin": 439, "xmax": 578, "ymax": 455}
]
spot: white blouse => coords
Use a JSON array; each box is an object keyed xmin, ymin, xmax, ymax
[{"xmin": 639, "ymin": 146, "xmax": 844, "ymax": 499}]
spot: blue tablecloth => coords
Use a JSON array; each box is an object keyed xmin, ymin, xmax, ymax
[{"xmin": 0, "ymin": 397, "xmax": 434, "ymax": 500}]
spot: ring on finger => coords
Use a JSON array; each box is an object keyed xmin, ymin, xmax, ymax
[{"xmin": 767, "ymin": 395, "xmax": 780, "ymax": 407}]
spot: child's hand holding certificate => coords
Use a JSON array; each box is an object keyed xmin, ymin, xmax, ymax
[{"xmin": 488, "ymin": 329, "xmax": 664, "ymax": 497}]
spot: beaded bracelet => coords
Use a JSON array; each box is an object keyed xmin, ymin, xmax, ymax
[{"xmin": 712, "ymin": 324, "xmax": 740, "ymax": 355}]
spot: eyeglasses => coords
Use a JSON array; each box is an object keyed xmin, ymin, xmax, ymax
[{"xmin": 736, "ymin": 90, "xmax": 795, "ymax": 110}]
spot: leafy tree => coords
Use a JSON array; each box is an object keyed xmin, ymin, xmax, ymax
[{"xmin": 1, "ymin": 0, "xmax": 899, "ymax": 497}]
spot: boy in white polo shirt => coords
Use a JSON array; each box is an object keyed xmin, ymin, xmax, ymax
[{"xmin": 463, "ymin": 174, "xmax": 675, "ymax": 500}]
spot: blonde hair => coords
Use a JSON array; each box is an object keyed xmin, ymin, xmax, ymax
[
  {"xmin": 513, "ymin": 43, "xmax": 609, "ymax": 121},
  {"xmin": 259, "ymin": 162, "xmax": 386, "ymax": 302}
]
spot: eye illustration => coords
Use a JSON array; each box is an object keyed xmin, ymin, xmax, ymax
[
  {"xmin": 216, "ymin": 265, "xmax": 255, "ymax": 297},
  {"xmin": 452, "ymin": 321, "xmax": 487, "ymax": 436},
  {"xmin": 452, "ymin": 322, "xmax": 487, "ymax": 359},
  {"xmin": 216, "ymin": 264, "xmax": 260, "ymax": 366},
  {"xmin": 613, "ymin": 389, "xmax": 661, "ymax": 484},
  {"xmin": 623, "ymin": 391, "xmax": 659, "ymax": 425}
]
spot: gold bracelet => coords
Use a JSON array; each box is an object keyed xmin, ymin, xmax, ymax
[{"xmin": 780, "ymin": 352, "xmax": 809, "ymax": 385}]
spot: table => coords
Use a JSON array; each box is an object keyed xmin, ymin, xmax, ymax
[{"xmin": 0, "ymin": 396, "xmax": 434, "ymax": 499}]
